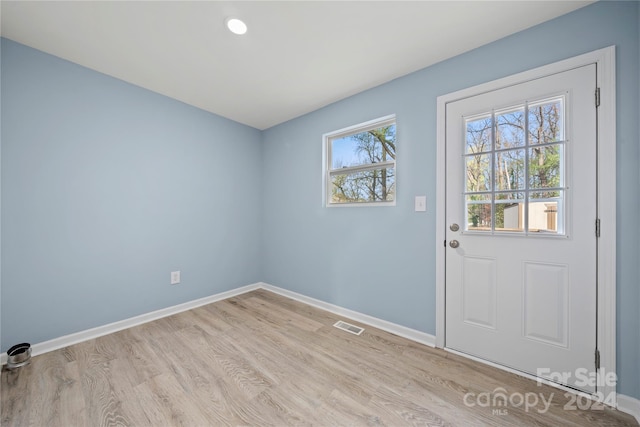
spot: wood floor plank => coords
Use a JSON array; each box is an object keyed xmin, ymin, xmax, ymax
[
  {"xmin": 240, "ymin": 296, "xmax": 325, "ymax": 332},
  {"xmin": 106, "ymin": 357, "xmax": 156, "ymax": 427},
  {"xmin": 139, "ymin": 373, "xmax": 212, "ymax": 427},
  {"xmin": 43, "ymin": 360, "xmax": 87, "ymax": 427},
  {"xmin": 120, "ymin": 338, "xmax": 167, "ymax": 387},
  {"xmin": 1, "ymin": 289, "xmax": 637, "ymax": 426},
  {"xmin": 81, "ymin": 356, "xmax": 135, "ymax": 426},
  {"xmin": 1, "ymin": 358, "xmax": 36, "ymax": 426}
]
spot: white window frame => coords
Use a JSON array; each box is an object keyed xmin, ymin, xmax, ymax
[{"xmin": 323, "ymin": 114, "xmax": 397, "ymax": 207}]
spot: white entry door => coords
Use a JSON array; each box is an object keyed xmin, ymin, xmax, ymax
[{"xmin": 445, "ymin": 64, "xmax": 597, "ymax": 393}]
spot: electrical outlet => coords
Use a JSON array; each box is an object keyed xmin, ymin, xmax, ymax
[{"xmin": 171, "ymin": 271, "xmax": 181, "ymax": 285}]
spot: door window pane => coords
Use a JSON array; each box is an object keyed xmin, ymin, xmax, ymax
[
  {"xmin": 528, "ymin": 99, "xmax": 564, "ymax": 145},
  {"xmin": 529, "ymin": 144, "xmax": 563, "ymax": 189},
  {"xmin": 529, "ymin": 191, "xmax": 563, "ymax": 234},
  {"xmin": 495, "ymin": 193, "xmax": 525, "ymax": 232},
  {"xmin": 462, "ymin": 96, "xmax": 565, "ymax": 235},
  {"xmin": 466, "ymin": 116, "xmax": 492, "ymax": 154},
  {"xmin": 466, "ymin": 154, "xmax": 492, "ymax": 192},
  {"xmin": 495, "ymin": 149, "xmax": 525, "ymax": 191},
  {"xmin": 466, "ymin": 194, "xmax": 491, "ymax": 231},
  {"xmin": 495, "ymin": 107, "xmax": 525, "ymax": 149}
]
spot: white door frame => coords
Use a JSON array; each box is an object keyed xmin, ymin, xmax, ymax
[{"xmin": 435, "ymin": 46, "xmax": 617, "ymax": 402}]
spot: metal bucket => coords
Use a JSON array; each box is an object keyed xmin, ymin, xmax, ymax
[{"xmin": 6, "ymin": 343, "xmax": 31, "ymax": 370}]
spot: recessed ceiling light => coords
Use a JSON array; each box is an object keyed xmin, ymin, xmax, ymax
[{"xmin": 225, "ymin": 18, "xmax": 247, "ymax": 35}]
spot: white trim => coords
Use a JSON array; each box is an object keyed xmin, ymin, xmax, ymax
[
  {"xmin": 435, "ymin": 80, "xmax": 447, "ymax": 348},
  {"xmin": 326, "ymin": 200, "xmax": 397, "ymax": 208},
  {"xmin": 260, "ymin": 282, "xmax": 436, "ymax": 347},
  {"xmin": 594, "ymin": 45, "xmax": 617, "ymax": 405},
  {"xmin": 0, "ymin": 283, "xmax": 261, "ymax": 365},
  {"xmin": 1, "ymin": 281, "xmax": 435, "ymax": 366},
  {"xmin": 617, "ymin": 394, "xmax": 640, "ymax": 424},
  {"xmin": 435, "ymin": 46, "xmax": 617, "ymax": 400},
  {"xmin": 329, "ymin": 160, "xmax": 395, "ymax": 176},
  {"xmin": 325, "ymin": 115, "xmax": 397, "ymax": 140}
]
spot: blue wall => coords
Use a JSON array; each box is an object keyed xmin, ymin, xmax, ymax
[
  {"xmin": 1, "ymin": 38, "xmax": 263, "ymax": 348},
  {"xmin": 1, "ymin": 1, "xmax": 638, "ymax": 400},
  {"xmin": 261, "ymin": 1, "xmax": 639, "ymax": 398}
]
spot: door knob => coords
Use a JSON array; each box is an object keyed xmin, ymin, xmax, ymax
[{"xmin": 449, "ymin": 240, "xmax": 460, "ymax": 248}]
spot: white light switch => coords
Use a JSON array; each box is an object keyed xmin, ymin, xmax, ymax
[
  {"xmin": 171, "ymin": 271, "xmax": 181, "ymax": 285},
  {"xmin": 414, "ymin": 196, "xmax": 427, "ymax": 212}
]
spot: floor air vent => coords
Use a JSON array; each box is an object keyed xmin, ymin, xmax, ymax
[{"xmin": 333, "ymin": 320, "xmax": 364, "ymax": 336}]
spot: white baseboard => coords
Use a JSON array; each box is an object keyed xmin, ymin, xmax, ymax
[
  {"xmin": 618, "ymin": 394, "xmax": 640, "ymax": 424},
  {"xmin": 1, "ymin": 283, "xmax": 261, "ymax": 365},
  {"xmin": 259, "ymin": 282, "xmax": 436, "ymax": 347},
  {"xmin": 2, "ymin": 281, "xmax": 436, "ymax": 365}
]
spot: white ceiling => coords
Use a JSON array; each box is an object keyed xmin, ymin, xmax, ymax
[{"xmin": 1, "ymin": 1, "xmax": 593, "ymax": 130}]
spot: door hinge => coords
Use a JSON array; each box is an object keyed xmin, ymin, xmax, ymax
[
  {"xmin": 595, "ymin": 218, "xmax": 601, "ymax": 238},
  {"xmin": 595, "ymin": 88, "xmax": 601, "ymax": 107},
  {"xmin": 595, "ymin": 348, "xmax": 601, "ymax": 371}
]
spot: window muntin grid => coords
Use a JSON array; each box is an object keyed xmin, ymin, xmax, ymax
[{"xmin": 463, "ymin": 96, "xmax": 566, "ymax": 235}]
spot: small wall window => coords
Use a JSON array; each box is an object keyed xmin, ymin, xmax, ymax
[{"xmin": 324, "ymin": 115, "xmax": 396, "ymax": 206}]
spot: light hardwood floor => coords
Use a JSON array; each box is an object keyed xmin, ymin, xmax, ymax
[{"xmin": 1, "ymin": 289, "xmax": 637, "ymax": 426}]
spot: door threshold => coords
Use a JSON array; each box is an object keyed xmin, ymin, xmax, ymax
[{"xmin": 444, "ymin": 347, "xmax": 609, "ymax": 404}]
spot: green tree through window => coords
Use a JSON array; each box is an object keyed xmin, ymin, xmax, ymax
[
  {"xmin": 326, "ymin": 116, "xmax": 396, "ymax": 205},
  {"xmin": 464, "ymin": 97, "xmax": 564, "ymax": 233}
]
